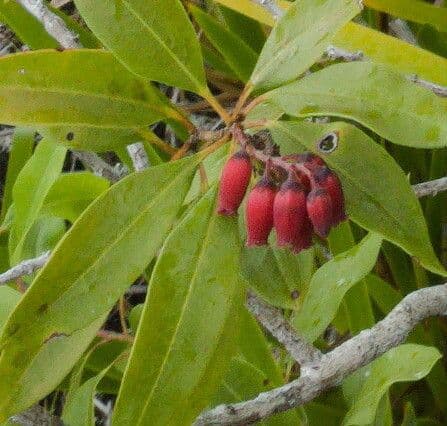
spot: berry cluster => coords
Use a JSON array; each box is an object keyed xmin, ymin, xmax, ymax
[{"xmin": 217, "ymin": 145, "xmax": 346, "ymax": 254}]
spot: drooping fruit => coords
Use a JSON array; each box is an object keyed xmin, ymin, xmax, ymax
[
  {"xmin": 217, "ymin": 150, "xmax": 252, "ymax": 216},
  {"xmin": 273, "ymin": 170, "xmax": 308, "ymax": 248},
  {"xmin": 306, "ymin": 188, "xmax": 333, "ymax": 238},
  {"xmin": 313, "ymin": 167, "xmax": 347, "ymax": 226},
  {"xmin": 292, "ymin": 217, "xmax": 313, "ymax": 254},
  {"xmin": 246, "ymin": 176, "xmax": 277, "ymax": 246},
  {"xmin": 298, "ymin": 152, "xmax": 326, "ymax": 169}
]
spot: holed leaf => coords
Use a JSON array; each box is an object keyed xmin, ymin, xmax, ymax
[
  {"xmin": 113, "ymin": 187, "xmax": 243, "ymax": 425},
  {"xmin": 269, "ymin": 120, "xmax": 446, "ymax": 276},
  {"xmin": 0, "ymin": 157, "xmax": 199, "ymax": 420}
]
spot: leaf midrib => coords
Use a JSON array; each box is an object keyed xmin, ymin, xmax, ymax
[
  {"xmin": 136, "ymin": 208, "xmax": 217, "ymax": 425},
  {"xmin": 122, "ymin": 0, "xmax": 204, "ymax": 94}
]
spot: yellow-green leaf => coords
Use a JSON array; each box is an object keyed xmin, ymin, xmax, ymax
[
  {"xmin": 261, "ymin": 62, "xmax": 447, "ymax": 148},
  {"xmin": 113, "ymin": 187, "xmax": 243, "ymax": 425},
  {"xmin": 0, "ymin": 157, "xmax": 199, "ymax": 420},
  {"xmin": 74, "ymin": 0, "xmax": 208, "ymax": 95}
]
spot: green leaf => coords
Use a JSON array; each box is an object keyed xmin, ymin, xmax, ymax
[
  {"xmin": 0, "ymin": 287, "xmax": 21, "ymax": 332},
  {"xmin": 241, "ymin": 244, "xmax": 314, "ymax": 309},
  {"xmin": 201, "ymin": 45, "xmax": 239, "ymax": 80},
  {"xmin": 293, "ymin": 233, "xmax": 382, "ymax": 342},
  {"xmin": 63, "ymin": 353, "xmax": 123, "ymax": 426},
  {"xmin": 214, "ymin": 1, "xmax": 447, "ymax": 86},
  {"xmin": 366, "ymin": 274, "xmax": 402, "ymax": 314},
  {"xmin": 0, "ymin": 157, "xmax": 199, "ymax": 420},
  {"xmin": 364, "ymin": 0, "xmax": 447, "ymax": 33},
  {"xmin": 0, "ymin": 129, "xmax": 34, "ymax": 223},
  {"xmin": 214, "ymin": 308, "xmax": 304, "ymax": 425},
  {"xmin": 190, "ymin": 5, "xmax": 258, "ymax": 82},
  {"xmin": 262, "ymin": 62, "xmax": 447, "ymax": 148},
  {"xmin": 269, "ymin": 120, "xmax": 446, "ymax": 276},
  {"xmin": 113, "ymin": 187, "xmax": 243, "ymax": 425},
  {"xmin": 9, "ymin": 139, "xmax": 66, "ymax": 264},
  {"xmin": 74, "ymin": 0, "xmax": 208, "ymax": 95},
  {"xmin": 343, "ymin": 344, "xmax": 441, "ymax": 426},
  {"xmin": 42, "ymin": 172, "xmax": 110, "ymax": 223},
  {"xmin": 0, "ymin": 50, "xmax": 182, "ymax": 129},
  {"xmin": 0, "ymin": 1, "xmax": 59, "ymax": 49},
  {"xmin": 219, "ymin": 5, "xmax": 266, "ymax": 53},
  {"xmin": 249, "ymin": 0, "xmax": 362, "ymax": 92}
]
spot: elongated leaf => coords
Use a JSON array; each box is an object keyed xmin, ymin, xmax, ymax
[
  {"xmin": 294, "ymin": 233, "xmax": 382, "ymax": 342},
  {"xmin": 241, "ymin": 244, "xmax": 313, "ymax": 309},
  {"xmin": 219, "ymin": 5, "xmax": 266, "ymax": 53},
  {"xmin": 42, "ymin": 172, "xmax": 110, "ymax": 223},
  {"xmin": 249, "ymin": 0, "xmax": 362, "ymax": 92},
  {"xmin": 215, "ymin": 308, "xmax": 304, "ymax": 425},
  {"xmin": 343, "ymin": 344, "xmax": 441, "ymax": 426},
  {"xmin": 366, "ymin": 274, "xmax": 402, "ymax": 314},
  {"xmin": 364, "ymin": 0, "xmax": 447, "ymax": 33},
  {"xmin": 9, "ymin": 139, "xmax": 66, "ymax": 264},
  {"xmin": 190, "ymin": 5, "xmax": 258, "ymax": 82},
  {"xmin": 63, "ymin": 354, "xmax": 122, "ymax": 426},
  {"xmin": 262, "ymin": 62, "xmax": 447, "ymax": 148},
  {"xmin": 113, "ymin": 187, "xmax": 243, "ymax": 425},
  {"xmin": 328, "ymin": 222, "xmax": 375, "ymax": 334},
  {"xmin": 270, "ymin": 120, "xmax": 446, "ymax": 276},
  {"xmin": 0, "ymin": 157, "xmax": 199, "ymax": 420},
  {"xmin": 0, "ymin": 129, "xmax": 34, "ymax": 222},
  {"xmin": 74, "ymin": 0, "xmax": 207, "ymax": 95},
  {"xmin": 0, "ymin": 287, "xmax": 21, "ymax": 331},
  {"xmin": 0, "ymin": 1, "xmax": 59, "ymax": 49},
  {"xmin": 0, "ymin": 50, "xmax": 181, "ymax": 129},
  {"xmin": 214, "ymin": 0, "xmax": 447, "ymax": 86}
]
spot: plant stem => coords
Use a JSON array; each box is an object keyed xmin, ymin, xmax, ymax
[{"xmin": 202, "ymin": 90, "xmax": 232, "ymax": 124}]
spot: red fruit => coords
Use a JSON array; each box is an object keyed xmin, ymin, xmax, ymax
[
  {"xmin": 306, "ymin": 188, "xmax": 333, "ymax": 238},
  {"xmin": 246, "ymin": 177, "xmax": 277, "ymax": 247},
  {"xmin": 313, "ymin": 167, "xmax": 347, "ymax": 226},
  {"xmin": 292, "ymin": 217, "xmax": 313, "ymax": 254},
  {"xmin": 217, "ymin": 150, "xmax": 252, "ymax": 216},
  {"xmin": 273, "ymin": 172, "xmax": 307, "ymax": 247}
]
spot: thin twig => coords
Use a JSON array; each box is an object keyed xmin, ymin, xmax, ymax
[
  {"xmin": 0, "ymin": 251, "xmax": 50, "ymax": 285},
  {"xmin": 17, "ymin": 0, "xmax": 81, "ymax": 49},
  {"xmin": 72, "ymin": 151, "xmax": 127, "ymax": 183},
  {"xmin": 196, "ymin": 284, "xmax": 447, "ymax": 425},
  {"xmin": 126, "ymin": 142, "xmax": 150, "ymax": 171},
  {"xmin": 247, "ymin": 292, "xmax": 322, "ymax": 365},
  {"xmin": 408, "ymin": 75, "xmax": 447, "ymax": 98},
  {"xmin": 251, "ymin": 0, "xmax": 284, "ymax": 19},
  {"xmin": 413, "ymin": 176, "xmax": 447, "ymax": 197},
  {"xmin": 96, "ymin": 330, "xmax": 134, "ymax": 344}
]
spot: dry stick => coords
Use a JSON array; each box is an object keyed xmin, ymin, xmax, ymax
[
  {"xmin": 72, "ymin": 151, "xmax": 126, "ymax": 183},
  {"xmin": 196, "ymin": 284, "xmax": 447, "ymax": 425}
]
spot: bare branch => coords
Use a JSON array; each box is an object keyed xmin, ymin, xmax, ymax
[
  {"xmin": 413, "ymin": 176, "xmax": 447, "ymax": 197},
  {"xmin": 9, "ymin": 404, "xmax": 62, "ymax": 426},
  {"xmin": 408, "ymin": 75, "xmax": 447, "ymax": 98},
  {"xmin": 72, "ymin": 151, "xmax": 127, "ymax": 183},
  {"xmin": 196, "ymin": 284, "xmax": 447, "ymax": 425},
  {"xmin": 325, "ymin": 45, "xmax": 364, "ymax": 62},
  {"xmin": 247, "ymin": 292, "xmax": 322, "ymax": 365},
  {"xmin": 0, "ymin": 251, "xmax": 50, "ymax": 285},
  {"xmin": 250, "ymin": 0, "xmax": 284, "ymax": 20},
  {"xmin": 127, "ymin": 142, "xmax": 150, "ymax": 171},
  {"xmin": 17, "ymin": 0, "xmax": 81, "ymax": 49}
]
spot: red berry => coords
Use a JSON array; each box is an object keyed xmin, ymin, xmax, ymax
[
  {"xmin": 306, "ymin": 188, "xmax": 333, "ymax": 238},
  {"xmin": 217, "ymin": 150, "xmax": 252, "ymax": 216},
  {"xmin": 246, "ymin": 177, "xmax": 277, "ymax": 247},
  {"xmin": 273, "ymin": 172, "xmax": 307, "ymax": 248},
  {"xmin": 313, "ymin": 167, "xmax": 347, "ymax": 226},
  {"xmin": 292, "ymin": 217, "xmax": 313, "ymax": 254}
]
